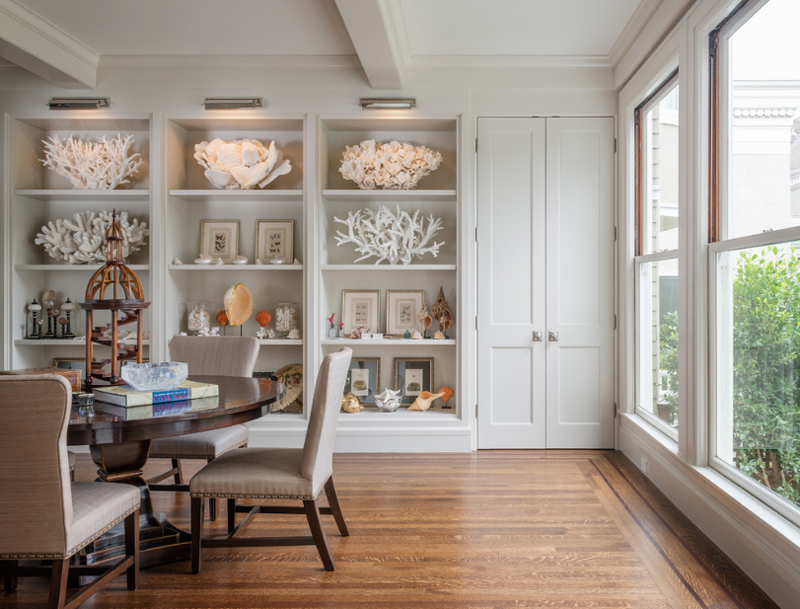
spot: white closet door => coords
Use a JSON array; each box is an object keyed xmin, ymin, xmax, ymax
[
  {"xmin": 477, "ymin": 117, "xmax": 547, "ymax": 448},
  {"xmin": 545, "ymin": 117, "xmax": 615, "ymax": 448}
]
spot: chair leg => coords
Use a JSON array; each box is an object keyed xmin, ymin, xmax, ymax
[
  {"xmin": 69, "ymin": 469, "xmax": 75, "ymax": 482},
  {"xmin": 172, "ymin": 459, "xmax": 183, "ymax": 484},
  {"xmin": 207, "ymin": 458, "xmax": 218, "ymax": 521},
  {"xmin": 303, "ymin": 498, "xmax": 335, "ymax": 571},
  {"xmin": 2, "ymin": 560, "xmax": 18, "ymax": 593},
  {"xmin": 48, "ymin": 559, "xmax": 69, "ymax": 609},
  {"xmin": 124, "ymin": 509, "xmax": 140, "ymax": 591},
  {"xmin": 191, "ymin": 497, "xmax": 205, "ymax": 574},
  {"xmin": 324, "ymin": 477, "xmax": 349, "ymax": 537},
  {"xmin": 227, "ymin": 499, "xmax": 237, "ymax": 534}
]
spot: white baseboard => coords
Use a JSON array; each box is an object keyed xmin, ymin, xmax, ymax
[{"xmin": 619, "ymin": 413, "xmax": 800, "ymax": 609}]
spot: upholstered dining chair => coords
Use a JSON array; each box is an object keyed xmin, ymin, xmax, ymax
[
  {"xmin": 147, "ymin": 336, "xmax": 259, "ymax": 520},
  {"xmin": 0, "ymin": 375, "xmax": 140, "ymax": 609},
  {"xmin": 189, "ymin": 347, "xmax": 352, "ymax": 573}
]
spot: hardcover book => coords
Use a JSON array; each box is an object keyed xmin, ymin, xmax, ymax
[{"xmin": 92, "ymin": 380, "xmax": 219, "ymax": 407}]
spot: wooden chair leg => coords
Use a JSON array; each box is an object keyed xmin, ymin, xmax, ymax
[
  {"xmin": 207, "ymin": 459, "xmax": 218, "ymax": 521},
  {"xmin": 191, "ymin": 497, "xmax": 205, "ymax": 574},
  {"xmin": 69, "ymin": 469, "xmax": 75, "ymax": 482},
  {"xmin": 227, "ymin": 499, "xmax": 237, "ymax": 534},
  {"xmin": 324, "ymin": 477, "xmax": 349, "ymax": 537},
  {"xmin": 48, "ymin": 559, "xmax": 69, "ymax": 609},
  {"xmin": 124, "ymin": 509, "xmax": 140, "ymax": 591},
  {"xmin": 304, "ymin": 498, "xmax": 334, "ymax": 571},
  {"xmin": 2, "ymin": 560, "xmax": 18, "ymax": 593},
  {"xmin": 172, "ymin": 459, "xmax": 183, "ymax": 484}
]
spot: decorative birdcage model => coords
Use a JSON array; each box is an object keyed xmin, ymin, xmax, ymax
[{"xmin": 80, "ymin": 211, "xmax": 150, "ymax": 387}]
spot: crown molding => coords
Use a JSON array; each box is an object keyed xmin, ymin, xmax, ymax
[
  {"xmin": 609, "ymin": 0, "xmax": 662, "ymax": 68},
  {"xmin": 407, "ymin": 54, "xmax": 613, "ymax": 70},
  {"xmin": 99, "ymin": 54, "xmax": 361, "ymax": 70}
]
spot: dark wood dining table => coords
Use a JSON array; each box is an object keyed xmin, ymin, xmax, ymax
[{"xmin": 67, "ymin": 375, "xmax": 285, "ymax": 568}]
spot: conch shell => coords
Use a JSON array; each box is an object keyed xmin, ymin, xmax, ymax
[
  {"xmin": 408, "ymin": 390, "xmax": 445, "ymax": 412},
  {"xmin": 433, "ymin": 330, "xmax": 446, "ymax": 340},
  {"xmin": 438, "ymin": 386, "xmax": 454, "ymax": 407},
  {"xmin": 216, "ymin": 310, "xmax": 229, "ymax": 326},
  {"xmin": 341, "ymin": 392, "xmax": 363, "ymax": 413},
  {"xmin": 431, "ymin": 286, "xmax": 453, "ymax": 334},
  {"xmin": 224, "ymin": 283, "xmax": 253, "ymax": 326},
  {"xmin": 350, "ymin": 326, "xmax": 369, "ymax": 339},
  {"xmin": 256, "ymin": 310, "xmax": 272, "ymax": 327},
  {"xmin": 417, "ymin": 302, "xmax": 432, "ymax": 333}
]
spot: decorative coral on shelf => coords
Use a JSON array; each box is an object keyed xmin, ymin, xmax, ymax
[
  {"xmin": 334, "ymin": 205, "xmax": 444, "ymax": 265},
  {"xmin": 193, "ymin": 138, "xmax": 291, "ymax": 190},
  {"xmin": 41, "ymin": 134, "xmax": 143, "ymax": 190},
  {"xmin": 339, "ymin": 139, "xmax": 442, "ymax": 190}
]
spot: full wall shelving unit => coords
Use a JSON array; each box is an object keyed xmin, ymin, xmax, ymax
[{"xmin": 2, "ymin": 111, "xmax": 470, "ymax": 451}]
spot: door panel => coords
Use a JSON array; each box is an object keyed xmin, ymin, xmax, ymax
[{"xmin": 477, "ymin": 117, "xmax": 546, "ymax": 449}]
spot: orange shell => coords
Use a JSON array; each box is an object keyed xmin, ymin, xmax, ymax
[
  {"xmin": 438, "ymin": 386, "xmax": 454, "ymax": 404},
  {"xmin": 216, "ymin": 310, "xmax": 229, "ymax": 326},
  {"xmin": 224, "ymin": 283, "xmax": 253, "ymax": 326},
  {"xmin": 256, "ymin": 310, "xmax": 272, "ymax": 327}
]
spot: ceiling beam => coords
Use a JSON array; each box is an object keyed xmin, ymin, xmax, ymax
[
  {"xmin": 334, "ymin": 0, "xmax": 406, "ymax": 90},
  {"xmin": 0, "ymin": 0, "xmax": 98, "ymax": 88}
]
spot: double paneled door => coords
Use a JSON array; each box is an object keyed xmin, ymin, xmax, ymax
[{"xmin": 477, "ymin": 117, "xmax": 614, "ymax": 449}]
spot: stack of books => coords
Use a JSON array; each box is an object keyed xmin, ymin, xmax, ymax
[{"xmin": 93, "ymin": 380, "xmax": 218, "ymax": 407}]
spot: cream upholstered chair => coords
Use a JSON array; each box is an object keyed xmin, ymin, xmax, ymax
[
  {"xmin": 148, "ymin": 336, "xmax": 260, "ymax": 520},
  {"xmin": 0, "ymin": 375, "xmax": 140, "ymax": 609},
  {"xmin": 190, "ymin": 347, "xmax": 352, "ymax": 573}
]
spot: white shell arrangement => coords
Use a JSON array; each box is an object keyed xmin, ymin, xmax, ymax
[
  {"xmin": 35, "ymin": 210, "xmax": 149, "ymax": 264},
  {"xmin": 193, "ymin": 138, "xmax": 292, "ymax": 190},
  {"xmin": 339, "ymin": 139, "xmax": 442, "ymax": 190},
  {"xmin": 41, "ymin": 134, "xmax": 143, "ymax": 190},
  {"xmin": 375, "ymin": 388, "xmax": 403, "ymax": 412},
  {"xmin": 334, "ymin": 205, "xmax": 444, "ymax": 265}
]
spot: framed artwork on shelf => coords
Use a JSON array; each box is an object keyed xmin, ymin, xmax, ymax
[
  {"xmin": 385, "ymin": 290, "xmax": 425, "ymax": 336},
  {"xmin": 200, "ymin": 219, "xmax": 240, "ymax": 263},
  {"xmin": 344, "ymin": 357, "xmax": 380, "ymax": 404},
  {"xmin": 255, "ymin": 219, "xmax": 295, "ymax": 263},
  {"xmin": 341, "ymin": 289, "xmax": 380, "ymax": 336},
  {"xmin": 393, "ymin": 357, "xmax": 434, "ymax": 405}
]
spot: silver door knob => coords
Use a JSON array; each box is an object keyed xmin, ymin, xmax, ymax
[
  {"xmin": 548, "ymin": 331, "xmax": 559, "ymax": 342},
  {"xmin": 533, "ymin": 331, "xmax": 543, "ymax": 342}
]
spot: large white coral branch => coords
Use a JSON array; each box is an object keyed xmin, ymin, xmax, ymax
[{"xmin": 41, "ymin": 134, "xmax": 143, "ymax": 190}]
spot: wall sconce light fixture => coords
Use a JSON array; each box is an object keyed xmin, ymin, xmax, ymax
[
  {"xmin": 360, "ymin": 98, "xmax": 416, "ymax": 110},
  {"xmin": 203, "ymin": 98, "xmax": 263, "ymax": 110},
  {"xmin": 48, "ymin": 97, "xmax": 110, "ymax": 110}
]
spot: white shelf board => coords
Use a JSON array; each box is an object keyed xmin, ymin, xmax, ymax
[
  {"xmin": 321, "ymin": 264, "xmax": 456, "ymax": 272},
  {"xmin": 322, "ymin": 338, "xmax": 455, "ymax": 346},
  {"xmin": 169, "ymin": 189, "xmax": 302, "ymax": 201},
  {"xmin": 340, "ymin": 407, "xmax": 459, "ymax": 422},
  {"xmin": 15, "ymin": 339, "xmax": 151, "ymax": 346},
  {"xmin": 15, "ymin": 264, "xmax": 150, "ymax": 272},
  {"xmin": 322, "ymin": 189, "xmax": 456, "ymax": 202},
  {"xmin": 169, "ymin": 264, "xmax": 302, "ymax": 271},
  {"xmin": 14, "ymin": 189, "xmax": 150, "ymax": 201},
  {"xmin": 258, "ymin": 339, "xmax": 303, "ymax": 346}
]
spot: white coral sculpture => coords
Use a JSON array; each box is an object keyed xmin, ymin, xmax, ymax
[
  {"xmin": 35, "ymin": 210, "xmax": 149, "ymax": 264},
  {"xmin": 41, "ymin": 134, "xmax": 143, "ymax": 190},
  {"xmin": 339, "ymin": 139, "xmax": 443, "ymax": 190},
  {"xmin": 193, "ymin": 138, "xmax": 292, "ymax": 190},
  {"xmin": 334, "ymin": 205, "xmax": 444, "ymax": 265}
]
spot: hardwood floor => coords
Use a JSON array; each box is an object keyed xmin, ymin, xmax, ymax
[{"xmin": 1, "ymin": 451, "xmax": 780, "ymax": 609}]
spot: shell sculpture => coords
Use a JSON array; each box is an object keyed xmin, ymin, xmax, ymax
[
  {"xmin": 339, "ymin": 139, "xmax": 442, "ymax": 190},
  {"xmin": 41, "ymin": 134, "xmax": 143, "ymax": 190},
  {"xmin": 431, "ymin": 286, "xmax": 453, "ymax": 336},
  {"xmin": 417, "ymin": 302, "xmax": 432, "ymax": 336},
  {"xmin": 350, "ymin": 326, "xmax": 370, "ymax": 339},
  {"xmin": 255, "ymin": 310, "xmax": 272, "ymax": 327},
  {"xmin": 408, "ymin": 390, "xmax": 445, "ymax": 412},
  {"xmin": 438, "ymin": 386, "xmax": 455, "ymax": 408},
  {"xmin": 194, "ymin": 138, "xmax": 292, "ymax": 190},
  {"xmin": 341, "ymin": 393, "xmax": 363, "ymax": 414},
  {"xmin": 215, "ymin": 310, "xmax": 229, "ymax": 326},
  {"xmin": 224, "ymin": 283, "xmax": 253, "ymax": 326}
]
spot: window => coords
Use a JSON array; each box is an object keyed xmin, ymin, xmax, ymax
[
  {"xmin": 635, "ymin": 72, "xmax": 680, "ymax": 433},
  {"xmin": 711, "ymin": 0, "xmax": 800, "ymax": 516}
]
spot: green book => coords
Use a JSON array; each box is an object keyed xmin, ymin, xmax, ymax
[{"xmin": 92, "ymin": 380, "xmax": 219, "ymax": 407}]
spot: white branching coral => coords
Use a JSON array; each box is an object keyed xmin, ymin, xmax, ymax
[
  {"xmin": 334, "ymin": 205, "xmax": 444, "ymax": 265},
  {"xmin": 40, "ymin": 134, "xmax": 143, "ymax": 190},
  {"xmin": 339, "ymin": 140, "xmax": 442, "ymax": 190},
  {"xmin": 35, "ymin": 210, "xmax": 149, "ymax": 264},
  {"xmin": 193, "ymin": 138, "xmax": 292, "ymax": 190}
]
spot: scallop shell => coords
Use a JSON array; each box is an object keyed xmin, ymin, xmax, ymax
[
  {"xmin": 438, "ymin": 386, "xmax": 454, "ymax": 405},
  {"xmin": 224, "ymin": 282, "xmax": 253, "ymax": 326},
  {"xmin": 256, "ymin": 310, "xmax": 272, "ymax": 327},
  {"xmin": 216, "ymin": 310, "xmax": 229, "ymax": 326}
]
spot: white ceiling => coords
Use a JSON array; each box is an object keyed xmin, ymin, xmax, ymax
[{"xmin": 0, "ymin": 0, "xmax": 658, "ymax": 89}]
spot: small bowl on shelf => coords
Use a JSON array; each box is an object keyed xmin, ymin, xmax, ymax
[{"xmin": 121, "ymin": 361, "xmax": 188, "ymax": 391}]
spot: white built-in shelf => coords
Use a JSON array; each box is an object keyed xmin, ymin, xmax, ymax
[
  {"xmin": 15, "ymin": 189, "xmax": 150, "ymax": 201},
  {"xmin": 321, "ymin": 264, "xmax": 456, "ymax": 272},
  {"xmin": 15, "ymin": 264, "xmax": 150, "ymax": 272},
  {"xmin": 321, "ymin": 338, "xmax": 455, "ymax": 346},
  {"xmin": 15, "ymin": 339, "xmax": 151, "ymax": 346},
  {"xmin": 168, "ymin": 189, "xmax": 303, "ymax": 201},
  {"xmin": 168, "ymin": 264, "xmax": 302, "ymax": 271},
  {"xmin": 258, "ymin": 339, "xmax": 303, "ymax": 346},
  {"xmin": 322, "ymin": 189, "xmax": 457, "ymax": 202}
]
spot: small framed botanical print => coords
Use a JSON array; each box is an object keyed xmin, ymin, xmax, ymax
[
  {"xmin": 255, "ymin": 219, "xmax": 295, "ymax": 263},
  {"xmin": 200, "ymin": 219, "xmax": 240, "ymax": 263},
  {"xmin": 344, "ymin": 357, "xmax": 380, "ymax": 404},
  {"xmin": 393, "ymin": 357, "xmax": 434, "ymax": 404},
  {"xmin": 341, "ymin": 290, "xmax": 380, "ymax": 336},
  {"xmin": 385, "ymin": 290, "xmax": 425, "ymax": 336}
]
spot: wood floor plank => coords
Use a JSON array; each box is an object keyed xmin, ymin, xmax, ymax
[{"xmin": 0, "ymin": 451, "xmax": 778, "ymax": 609}]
